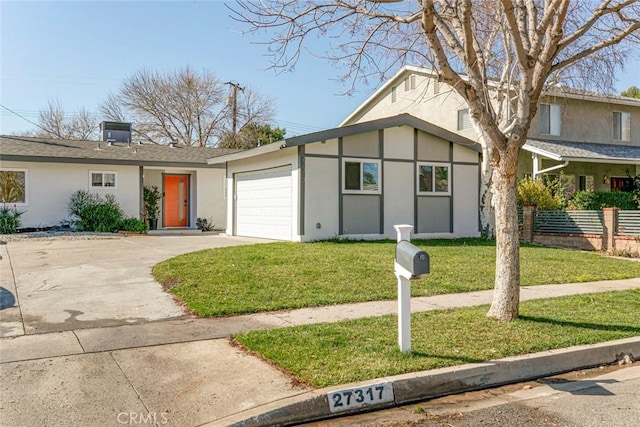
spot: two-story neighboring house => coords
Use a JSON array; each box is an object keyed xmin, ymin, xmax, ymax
[{"xmin": 342, "ymin": 66, "xmax": 640, "ymax": 197}]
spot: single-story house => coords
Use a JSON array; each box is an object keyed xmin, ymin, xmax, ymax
[
  {"xmin": 207, "ymin": 114, "xmax": 482, "ymax": 241},
  {"xmin": 0, "ymin": 135, "xmax": 235, "ymax": 230}
]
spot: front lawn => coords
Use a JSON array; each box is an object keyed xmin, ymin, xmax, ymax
[
  {"xmin": 152, "ymin": 239, "xmax": 640, "ymax": 316},
  {"xmin": 234, "ymin": 290, "xmax": 640, "ymax": 387}
]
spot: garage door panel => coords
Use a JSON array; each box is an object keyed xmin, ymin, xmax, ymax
[{"xmin": 235, "ymin": 167, "xmax": 292, "ymax": 240}]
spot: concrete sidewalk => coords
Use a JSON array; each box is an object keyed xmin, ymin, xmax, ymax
[{"xmin": 2, "ymin": 277, "xmax": 639, "ymax": 426}]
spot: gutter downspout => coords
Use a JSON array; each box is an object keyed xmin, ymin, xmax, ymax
[{"xmin": 532, "ymin": 153, "xmax": 569, "ymax": 179}]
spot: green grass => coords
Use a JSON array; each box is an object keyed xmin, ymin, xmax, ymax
[
  {"xmin": 233, "ymin": 290, "xmax": 640, "ymax": 388},
  {"xmin": 152, "ymin": 239, "xmax": 640, "ymax": 317}
]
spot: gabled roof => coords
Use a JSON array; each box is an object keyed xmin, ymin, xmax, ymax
[
  {"xmin": 0, "ymin": 135, "xmax": 237, "ymax": 168},
  {"xmin": 208, "ymin": 114, "xmax": 480, "ymax": 164},
  {"xmin": 342, "ymin": 65, "xmax": 640, "ymax": 126},
  {"xmin": 523, "ymin": 139, "xmax": 640, "ymax": 164}
]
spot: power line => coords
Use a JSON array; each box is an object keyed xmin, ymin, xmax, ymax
[
  {"xmin": 0, "ymin": 104, "xmax": 46, "ymax": 132},
  {"xmin": 1, "ymin": 104, "xmax": 330, "ymax": 137}
]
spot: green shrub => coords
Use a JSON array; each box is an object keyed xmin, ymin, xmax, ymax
[
  {"xmin": 119, "ymin": 217, "xmax": 147, "ymax": 232},
  {"xmin": 569, "ymin": 191, "xmax": 638, "ymax": 210},
  {"xmin": 68, "ymin": 190, "xmax": 128, "ymax": 232},
  {"xmin": 517, "ymin": 177, "xmax": 562, "ymax": 210},
  {"xmin": 78, "ymin": 203, "xmax": 124, "ymax": 232},
  {"xmin": 0, "ymin": 205, "xmax": 25, "ymax": 234},
  {"xmin": 68, "ymin": 190, "xmax": 102, "ymax": 219}
]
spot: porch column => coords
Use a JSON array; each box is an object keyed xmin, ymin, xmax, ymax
[
  {"xmin": 532, "ymin": 153, "xmax": 540, "ymax": 179},
  {"xmin": 602, "ymin": 207, "xmax": 618, "ymax": 252},
  {"xmin": 521, "ymin": 205, "xmax": 535, "ymax": 243}
]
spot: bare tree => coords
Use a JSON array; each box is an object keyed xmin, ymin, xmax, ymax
[
  {"xmin": 232, "ymin": 0, "xmax": 640, "ymax": 321},
  {"xmin": 100, "ymin": 67, "xmax": 276, "ymax": 147},
  {"xmin": 37, "ymin": 99, "xmax": 98, "ymax": 140}
]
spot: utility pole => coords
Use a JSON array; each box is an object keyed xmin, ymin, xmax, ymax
[{"xmin": 225, "ymin": 82, "xmax": 244, "ymax": 136}]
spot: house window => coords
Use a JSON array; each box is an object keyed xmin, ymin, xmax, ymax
[
  {"xmin": 0, "ymin": 169, "xmax": 27, "ymax": 205},
  {"xmin": 417, "ymin": 163, "xmax": 450, "ymax": 195},
  {"xmin": 343, "ymin": 159, "xmax": 381, "ymax": 194},
  {"xmin": 539, "ymin": 103, "xmax": 561, "ymax": 135},
  {"xmin": 433, "ymin": 79, "xmax": 441, "ymax": 94},
  {"xmin": 90, "ymin": 171, "xmax": 117, "ymax": 188},
  {"xmin": 404, "ymin": 75, "xmax": 416, "ymax": 91},
  {"xmin": 391, "ymin": 86, "xmax": 397, "ymax": 103},
  {"xmin": 457, "ymin": 109, "xmax": 471, "ymax": 130},
  {"xmin": 579, "ymin": 175, "xmax": 594, "ymax": 192},
  {"xmin": 613, "ymin": 111, "xmax": 631, "ymax": 141}
]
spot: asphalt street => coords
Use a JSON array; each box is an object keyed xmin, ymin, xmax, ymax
[{"xmin": 308, "ymin": 364, "xmax": 640, "ymax": 427}]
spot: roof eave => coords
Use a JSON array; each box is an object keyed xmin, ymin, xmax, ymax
[
  {"xmin": 207, "ymin": 141, "xmax": 287, "ymax": 165},
  {"xmin": 0, "ymin": 154, "xmax": 224, "ymax": 169},
  {"xmin": 522, "ymin": 143, "xmax": 564, "ymax": 161}
]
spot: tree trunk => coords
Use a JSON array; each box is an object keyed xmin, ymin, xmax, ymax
[
  {"xmin": 479, "ymin": 146, "xmax": 495, "ymax": 238},
  {"xmin": 486, "ymin": 146, "xmax": 521, "ymax": 321}
]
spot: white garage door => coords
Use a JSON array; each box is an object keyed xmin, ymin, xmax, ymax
[{"xmin": 235, "ymin": 166, "xmax": 293, "ymax": 240}]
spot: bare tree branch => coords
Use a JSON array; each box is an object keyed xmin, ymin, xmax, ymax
[
  {"xmin": 37, "ymin": 99, "xmax": 98, "ymax": 140},
  {"xmin": 231, "ymin": 0, "xmax": 640, "ymax": 321}
]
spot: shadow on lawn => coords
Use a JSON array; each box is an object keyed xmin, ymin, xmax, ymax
[{"xmin": 520, "ymin": 315, "xmax": 640, "ymax": 334}]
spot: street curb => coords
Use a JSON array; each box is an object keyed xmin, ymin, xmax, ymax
[{"xmin": 211, "ymin": 336, "xmax": 639, "ymax": 427}]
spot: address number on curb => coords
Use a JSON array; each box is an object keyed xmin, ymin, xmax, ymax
[{"xmin": 327, "ymin": 382, "xmax": 394, "ymax": 413}]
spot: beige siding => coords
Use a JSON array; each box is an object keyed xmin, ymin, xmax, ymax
[
  {"xmin": 453, "ymin": 165, "xmax": 479, "ymax": 235},
  {"xmin": 343, "ymin": 195, "xmax": 380, "ymax": 234},
  {"xmin": 383, "ymin": 161, "xmax": 414, "ymax": 237},
  {"xmin": 304, "ymin": 157, "xmax": 339, "ymax": 241},
  {"xmin": 417, "ymin": 131, "xmax": 449, "ymax": 161},
  {"xmin": 417, "ymin": 196, "xmax": 450, "ymax": 233},
  {"xmin": 305, "ymin": 138, "xmax": 339, "ymax": 156},
  {"xmin": 531, "ymin": 95, "xmax": 640, "ymax": 145},
  {"xmin": 342, "ymin": 131, "xmax": 379, "ymax": 158},
  {"xmin": 453, "ymin": 143, "xmax": 479, "ymax": 163},
  {"xmin": 383, "ymin": 126, "xmax": 414, "ymax": 160}
]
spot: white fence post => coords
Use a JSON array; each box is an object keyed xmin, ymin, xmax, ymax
[{"xmin": 394, "ymin": 224, "xmax": 413, "ymax": 354}]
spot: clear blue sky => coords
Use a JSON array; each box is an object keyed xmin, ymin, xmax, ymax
[{"xmin": 1, "ymin": 1, "xmax": 639, "ymax": 138}]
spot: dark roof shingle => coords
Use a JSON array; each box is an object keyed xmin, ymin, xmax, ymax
[
  {"xmin": 0, "ymin": 135, "xmax": 238, "ymax": 168},
  {"xmin": 525, "ymin": 139, "xmax": 640, "ymax": 163}
]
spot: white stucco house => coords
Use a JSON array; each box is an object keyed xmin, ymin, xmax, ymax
[
  {"xmin": 208, "ymin": 114, "xmax": 481, "ymax": 242},
  {"xmin": 0, "ymin": 135, "xmax": 235, "ymax": 230}
]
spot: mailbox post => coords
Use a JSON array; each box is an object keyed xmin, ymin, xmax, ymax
[{"xmin": 394, "ymin": 224, "xmax": 430, "ymax": 354}]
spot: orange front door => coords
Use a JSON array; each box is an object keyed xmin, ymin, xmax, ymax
[{"xmin": 164, "ymin": 175, "xmax": 189, "ymax": 227}]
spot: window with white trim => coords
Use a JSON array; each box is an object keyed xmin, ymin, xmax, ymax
[
  {"xmin": 0, "ymin": 168, "xmax": 27, "ymax": 205},
  {"xmin": 391, "ymin": 86, "xmax": 397, "ymax": 103},
  {"xmin": 90, "ymin": 171, "xmax": 117, "ymax": 188},
  {"xmin": 613, "ymin": 111, "xmax": 631, "ymax": 141},
  {"xmin": 417, "ymin": 163, "xmax": 450, "ymax": 195},
  {"xmin": 457, "ymin": 109, "xmax": 471, "ymax": 130},
  {"xmin": 343, "ymin": 159, "xmax": 381, "ymax": 194},
  {"xmin": 539, "ymin": 103, "xmax": 561, "ymax": 135}
]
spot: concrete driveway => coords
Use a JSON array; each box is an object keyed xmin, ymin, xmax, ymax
[{"xmin": 0, "ymin": 234, "xmax": 268, "ymax": 337}]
